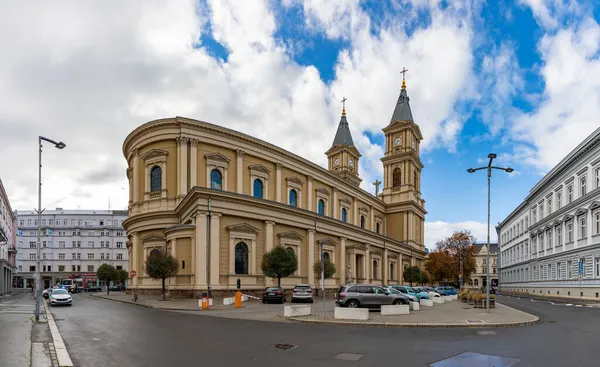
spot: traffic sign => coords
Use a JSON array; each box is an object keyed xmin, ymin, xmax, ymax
[{"xmin": 130, "ymin": 270, "xmax": 137, "ymax": 278}]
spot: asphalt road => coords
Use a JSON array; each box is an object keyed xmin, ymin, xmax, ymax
[{"xmin": 47, "ymin": 293, "xmax": 600, "ymax": 367}]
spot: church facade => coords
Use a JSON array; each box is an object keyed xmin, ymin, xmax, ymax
[{"xmin": 122, "ymin": 79, "xmax": 427, "ymax": 295}]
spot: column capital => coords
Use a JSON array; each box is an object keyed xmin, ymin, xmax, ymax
[
  {"xmin": 276, "ymin": 162, "xmax": 283, "ymax": 170},
  {"xmin": 308, "ymin": 175, "xmax": 313, "ymax": 181},
  {"xmin": 265, "ymin": 220, "xmax": 275, "ymax": 226},
  {"xmin": 189, "ymin": 138, "xmax": 199, "ymax": 147},
  {"xmin": 365, "ymin": 243, "xmax": 371, "ymax": 250},
  {"xmin": 236, "ymin": 149, "xmax": 245, "ymax": 158},
  {"xmin": 339, "ymin": 236, "xmax": 347, "ymax": 242},
  {"xmin": 307, "ymin": 229, "xmax": 315, "ymax": 234},
  {"xmin": 176, "ymin": 137, "xmax": 190, "ymax": 146},
  {"xmin": 194, "ymin": 211, "xmax": 207, "ymax": 219},
  {"xmin": 208, "ymin": 212, "xmax": 222, "ymax": 218}
]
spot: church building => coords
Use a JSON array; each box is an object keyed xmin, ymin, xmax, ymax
[{"xmin": 122, "ymin": 77, "xmax": 427, "ymax": 295}]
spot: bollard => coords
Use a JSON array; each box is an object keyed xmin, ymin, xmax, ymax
[
  {"xmin": 234, "ymin": 290, "xmax": 242, "ymax": 308},
  {"xmin": 201, "ymin": 292, "xmax": 208, "ymax": 309}
]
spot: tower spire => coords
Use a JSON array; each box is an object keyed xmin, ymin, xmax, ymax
[
  {"xmin": 341, "ymin": 96, "xmax": 347, "ymax": 116},
  {"xmin": 390, "ymin": 67, "xmax": 413, "ymax": 123}
]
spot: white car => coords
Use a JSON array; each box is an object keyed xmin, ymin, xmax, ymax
[
  {"xmin": 415, "ymin": 286, "xmax": 441, "ymax": 298},
  {"xmin": 49, "ymin": 288, "xmax": 72, "ymax": 306}
]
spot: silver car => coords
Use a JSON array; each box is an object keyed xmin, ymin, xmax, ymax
[
  {"xmin": 291, "ymin": 284, "xmax": 313, "ymax": 303},
  {"xmin": 335, "ymin": 284, "xmax": 409, "ymax": 308},
  {"xmin": 386, "ymin": 286, "xmax": 418, "ymax": 302}
]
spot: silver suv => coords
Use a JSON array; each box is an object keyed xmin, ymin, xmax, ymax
[{"xmin": 335, "ymin": 284, "xmax": 409, "ymax": 308}]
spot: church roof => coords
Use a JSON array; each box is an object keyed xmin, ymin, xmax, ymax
[
  {"xmin": 331, "ymin": 111, "xmax": 355, "ymax": 147},
  {"xmin": 390, "ymin": 80, "xmax": 414, "ymax": 123}
]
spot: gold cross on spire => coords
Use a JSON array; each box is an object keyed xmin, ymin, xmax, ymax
[
  {"xmin": 341, "ymin": 96, "xmax": 347, "ymax": 116},
  {"xmin": 400, "ymin": 67, "xmax": 408, "ymax": 89}
]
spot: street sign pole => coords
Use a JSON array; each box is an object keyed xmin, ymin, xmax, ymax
[{"xmin": 579, "ymin": 260, "xmax": 583, "ymax": 301}]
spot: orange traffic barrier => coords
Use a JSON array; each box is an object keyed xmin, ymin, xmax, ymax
[{"xmin": 234, "ymin": 290, "xmax": 242, "ymax": 308}]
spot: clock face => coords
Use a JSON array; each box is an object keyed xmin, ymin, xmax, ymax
[
  {"xmin": 349, "ymin": 159, "xmax": 354, "ymax": 167},
  {"xmin": 334, "ymin": 158, "xmax": 340, "ymax": 166},
  {"xmin": 394, "ymin": 137, "xmax": 401, "ymax": 146}
]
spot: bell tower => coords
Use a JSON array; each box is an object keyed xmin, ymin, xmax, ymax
[
  {"xmin": 380, "ymin": 70, "xmax": 426, "ymax": 249},
  {"xmin": 325, "ymin": 97, "xmax": 362, "ymax": 187}
]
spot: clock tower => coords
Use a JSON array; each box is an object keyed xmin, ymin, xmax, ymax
[
  {"xmin": 326, "ymin": 98, "xmax": 362, "ymax": 187},
  {"xmin": 380, "ymin": 76, "xmax": 426, "ymax": 250}
]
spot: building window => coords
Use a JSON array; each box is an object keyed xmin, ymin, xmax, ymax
[
  {"xmin": 392, "ymin": 168, "xmax": 401, "ymax": 188},
  {"xmin": 567, "ymin": 221, "xmax": 573, "ymax": 242},
  {"xmin": 29, "ymin": 254, "xmax": 36, "ymax": 260},
  {"xmin": 557, "ymin": 193, "xmax": 561, "ymax": 209},
  {"xmin": 596, "ymin": 168, "xmax": 600, "ymax": 189},
  {"xmin": 595, "ymin": 211, "xmax": 600, "ymax": 235},
  {"xmin": 372, "ymin": 260, "xmax": 378, "ymax": 279},
  {"xmin": 360, "ymin": 215, "xmax": 365, "ymax": 229},
  {"xmin": 547, "ymin": 198, "xmax": 552, "ymax": 214},
  {"xmin": 88, "ymin": 253, "xmax": 94, "ymax": 260},
  {"xmin": 390, "ymin": 263, "xmax": 395, "ymax": 280},
  {"xmin": 376, "ymin": 222, "xmax": 381, "ymax": 234},
  {"xmin": 556, "ymin": 227, "xmax": 562, "ymax": 246},
  {"xmin": 117, "ymin": 254, "xmax": 123, "ymax": 260},
  {"xmin": 289, "ymin": 189, "xmax": 297, "ymax": 207},
  {"xmin": 88, "ymin": 265, "xmax": 94, "ymax": 272},
  {"xmin": 568, "ymin": 260, "xmax": 572, "ymax": 278},
  {"xmin": 58, "ymin": 265, "xmax": 64, "ymax": 272},
  {"xmin": 253, "ymin": 179, "xmax": 264, "ymax": 199},
  {"xmin": 580, "ymin": 176, "xmax": 587, "ymax": 196},
  {"xmin": 567, "ymin": 185, "xmax": 573, "ymax": 204},
  {"xmin": 150, "ymin": 166, "xmax": 162, "ymax": 192},
  {"xmin": 596, "ymin": 258, "xmax": 600, "ymax": 278},
  {"xmin": 341, "ymin": 208, "xmax": 347, "ymax": 222},
  {"xmin": 323, "ymin": 252, "xmax": 330, "ymax": 262},
  {"xmin": 150, "ymin": 249, "xmax": 160, "ymax": 257},
  {"xmin": 532, "ymin": 208, "xmax": 537, "ymax": 223},
  {"xmin": 235, "ymin": 242, "xmax": 249, "ymax": 274},
  {"xmin": 210, "ymin": 169, "xmax": 222, "ymax": 190},
  {"xmin": 474, "ymin": 279, "xmax": 479, "ymax": 287},
  {"xmin": 58, "ymin": 253, "xmax": 65, "ymax": 260},
  {"xmin": 580, "ymin": 216, "xmax": 587, "ymax": 239},
  {"xmin": 318, "ymin": 199, "xmax": 325, "ymax": 216}
]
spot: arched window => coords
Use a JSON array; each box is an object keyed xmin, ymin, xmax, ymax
[
  {"xmin": 360, "ymin": 215, "xmax": 365, "ymax": 229},
  {"xmin": 289, "ymin": 189, "xmax": 297, "ymax": 207},
  {"xmin": 341, "ymin": 208, "xmax": 347, "ymax": 222},
  {"xmin": 149, "ymin": 249, "xmax": 161, "ymax": 258},
  {"xmin": 393, "ymin": 168, "xmax": 401, "ymax": 188},
  {"xmin": 373, "ymin": 260, "xmax": 378, "ymax": 279},
  {"xmin": 234, "ymin": 242, "xmax": 249, "ymax": 274},
  {"xmin": 253, "ymin": 179, "xmax": 263, "ymax": 199},
  {"xmin": 318, "ymin": 199, "xmax": 325, "ymax": 215},
  {"xmin": 390, "ymin": 263, "xmax": 395, "ymax": 280},
  {"xmin": 210, "ymin": 169, "xmax": 222, "ymax": 190},
  {"xmin": 150, "ymin": 166, "xmax": 162, "ymax": 192},
  {"xmin": 323, "ymin": 252, "xmax": 330, "ymax": 262},
  {"xmin": 474, "ymin": 279, "xmax": 479, "ymax": 287},
  {"xmin": 376, "ymin": 222, "xmax": 381, "ymax": 234}
]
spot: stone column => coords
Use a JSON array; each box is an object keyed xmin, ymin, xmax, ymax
[
  {"xmin": 339, "ymin": 237, "xmax": 346, "ymax": 284},
  {"xmin": 365, "ymin": 245, "xmax": 370, "ymax": 283},
  {"xmin": 307, "ymin": 176, "xmax": 313, "ymax": 211},
  {"xmin": 195, "ymin": 213, "xmax": 207, "ymax": 288},
  {"xmin": 370, "ymin": 206, "xmax": 374, "ymax": 231},
  {"xmin": 132, "ymin": 150, "xmax": 140, "ymax": 204},
  {"xmin": 383, "ymin": 248, "xmax": 388, "ymax": 284},
  {"xmin": 276, "ymin": 163, "xmax": 282, "ymax": 202},
  {"xmin": 190, "ymin": 139, "xmax": 198, "ymax": 188},
  {"xmin": 132, "ymin": 232, "xmax": 139, "ymax": 287},
  {"xmin": 353, "ymin": 197, "xmax": 358, "ymax": 226},
  {"xmin": 399, "ymin": 253, "xmax": 403, "ymax": 284},
  {"xmin": 236, "ymin": 150, "xmax": 244, "ymax": 194},
  {"xmin": 332, "ymin": 187, "xmax": 338, "ymax": 219},
  {"xmin": 308, "ymin": 230, "xmax": 315, "ymax": 286},
  {"xmin": 265, "ymin": 221, "xmax": 274, "ymax": 253},
  {"xmin": 170, "ymin": 238, "xmax": 177, "ymax": 286},
  {"xmin": 210, "ymin": 213, "xmax": 221, "ymax": 288},
  {"xmin": 180, "ymin": 138, "xmax": 189, "ymax": 195}
]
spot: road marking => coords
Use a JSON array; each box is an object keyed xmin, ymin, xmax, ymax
[
  {"xmin": 549, "ymin": 302, "xmax": 555, "ymax": 305},
  {"xmin": 44, "ymin": 301, "xmax": 74, "ymax": 367},
  {"xmin": 576, "ymin": 305, "xmax": 583, "ymax": 307},
  {"xmin": 565, "ymin": 304, "xmax": 573, "ymax": 306}
]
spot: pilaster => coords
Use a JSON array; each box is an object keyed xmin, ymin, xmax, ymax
[
  {"xmin": 383, "ymin": 248, "xmax": 388, "ymax": 284},
  {"xmin": 132, "ymin": 150, "xmax": 140, "ymax": 204},
  {"xmin": 365, "ymin": 244, "xmax": 370, "ymax": 283},
  {"xmin": 308, "ymin": 229, "xmax": 315, "ymax": 286},
  {"xmin": 332, "ymin": 187, "xmax": 338, "ymax": 219},
  {"xmin": 210, "ymin": 213, "xmax": 221, "ymax": 287},
  {"xmin": 399, "ymin": 253, "xmax": 403, "ymax": 284},
  {"xmin": 370, "ymin": 206, "xmax": 374, "ymax": 231},
  {"xmin": 190, "ymin": 139, "xmax": 198, "ymax": 188},
  {"xmin": 307, "ymin": 176, "xmax": 313, "ymax": 211},
  {"xmin": 276, "ymin": 163, "xmax": 282, "ymax": 202},
  {"xmin": 353, "ymin": 197, "xmax": 358, "ymax": 226},
  {"xmin": 236, "ymin": 150, "xmax": 244, "ymax": 194},
  {"xmin": 195, "ymin": 212, "xmax": 207, "ymax": 287},
  {"xmin": 265, "ymin": 221, "xmax": 274, "ymax": 253},
  {"xmin": 339, "ymin": 237, "xmax": 346, "ymax": 284},
  {"xmin": 171, "ymin": 238, "xmax": 177, "ymax": 286},
  {"xmin": 132, "ymin": 232, "xmax": 139, "ymax": 287}
]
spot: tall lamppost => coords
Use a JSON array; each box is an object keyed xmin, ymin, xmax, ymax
[
  {"xmin": 467, "ymin": 153, "xmax": 513, "ymax": 313},
  {"xmin": 35, "ymin": 136, "xmax": 66, "ymax": 322}
]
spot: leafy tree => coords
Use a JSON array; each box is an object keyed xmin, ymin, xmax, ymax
[
  {"xmin": 426, "ymin": 230, "xmax": 477, "ymax": 287},
  {"xmin": 261, "ymin": 246, "xmax": 298, "ymax": 287},
  {"xmin": 418, "ymin": 269, "xmax": 431, "ymax": 285},
  {"xmin": 96, "ymin": 264, "xmax": 117, "ymax": 295},
  {"xmin": 144, "ymin": 249, "xmax": 180, "ymax": 300},
  {"xmin": 313, "ymin": 259, "xmax": 336, "ymax": 281},
  {"xmin": 402, "ymin": 266, "xmax": 422, "ymax": 286},
  {"xmin": 115, "ymin": 269, "xmax": 129, "ymax": 288}
]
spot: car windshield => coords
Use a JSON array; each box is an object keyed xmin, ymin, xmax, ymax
[
  {"xmin": 407, "ymin": 287, "xmax": 417, "ymax": 293},
  {"xmin": 52, "ymin": 289, "xmax": 68, "ymax": 295}
]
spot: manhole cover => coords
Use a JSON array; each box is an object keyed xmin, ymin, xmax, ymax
[
  {"xmin": 335, "ymin": 353, "xmax": 364, "ymax": 361},
  {"xmin": 431, "ymin": 352, "xmax": 520, "ymax": 367},
  {"xmin": 476, "ymin": 330, "xmax": 497, "ymax": 336},
  {"xmin": 274, "ymin": 344, "xmax": 297, "ymax": 351}
]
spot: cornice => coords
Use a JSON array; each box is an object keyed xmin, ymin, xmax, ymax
[{"xmin": 528, "ymin": 187, "xmax": 600, "ymax": 233}]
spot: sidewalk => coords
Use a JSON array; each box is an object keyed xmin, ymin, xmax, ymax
[{"xmin": 90, "ymin": 292, "xmax": 538, "ymax": 327}]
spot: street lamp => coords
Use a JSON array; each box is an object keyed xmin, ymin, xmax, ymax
[
  {"xmin": 35, "ymin": 136, "xmax": 66, "ymax": 322},
  {"xmin": 467, "ymin": 153, "xmax": 512, "ymax": 314}
]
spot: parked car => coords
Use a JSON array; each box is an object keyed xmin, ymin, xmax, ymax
[
  {"xmin": 291, "ymin": 284, "xmax": 313, "ymax": 303},
  {"xmin": 42, "ymin": 288, "xmax": 52, "ymax": 299},
  {"xmin": 385, "ymin": 286, "xmax": 417, "ymax": 302},
  {"xmin": 85, "ymin": 286, "xmax": 101, "ymax": 292},
  {"xmin": 414, "ymin": 286, "xmax": 441, "ymax": 298},
  {"xmin": 262, "ymin": 287, "xmax": 285, "ymax": 304},
  {"xmin": 436, "ymin": 286, "xmax": 458, "ymax": 296},
  {"xmin": 335, "ymin": 284, "xmax": 409, "ymax": 308},
  {"xmin": 389, "ymin": 285, "xmax": 429, "ymax": 300},
  {"xmin": 49, "ymin": 288, "xmax": 72, "ymax": 307},
  {"xmin": 110, "ymin": 284, "xmax": 125, "ymax": 292}
]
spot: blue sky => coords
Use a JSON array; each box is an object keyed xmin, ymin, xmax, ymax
[{"xmin": 2, "ymin": 0, "xmax": 600, "ymax": 249}]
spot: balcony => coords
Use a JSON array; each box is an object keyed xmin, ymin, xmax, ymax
[{"xmin": 7, "ymin": 245, "xmax": 17, "ymax": 254}]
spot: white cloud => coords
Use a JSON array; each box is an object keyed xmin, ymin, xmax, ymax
[
  {"xmin": 0, "ymin": 0, "xmax": 480, "ymax": 210},
  {"xmin": 425, "ymin": 220, "xmax": 496, "ymax": 250},
  {"xmin": 510, "ymin": 16, "xmax": 600, "ymax": 172},
  {"xmin": 519, "ymin": 0, "xmax": 583, "ymax": 30}
]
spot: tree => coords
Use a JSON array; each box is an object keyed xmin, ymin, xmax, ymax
[
  {"xmin": 144, "ymin": 249, "xmax": 180, "ymax": 301},
  {"xmin": 115, "ymin": 269, "xmax": 129, "ymax": 288},
  {"xmin": 96, "ymin": 264, "xmax": 117, "ymax": 295},
  {"xmin": 419, "ymin": 269, "xmax": 431, "ymax": 285},
  {"xmin": 403, "ymin": 266, "xmax": 422, "ymax": 286},
  {"xmin": 261, "ymin": 246, "xmax": 298, "ymax": 287},
  {"xmin": 313, "ymin": 259, "xmax": 336, "ymax": 282},
  {"xmin": 425, "ymin": 230, "xmax": 477, "ymax": 287}
]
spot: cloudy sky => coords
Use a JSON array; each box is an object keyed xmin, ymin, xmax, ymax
[{"xmin": 1, "ymin": 0, "xmax": 599, "ymax": 250}]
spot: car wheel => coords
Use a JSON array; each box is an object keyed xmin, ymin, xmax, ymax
[
  {"xmin": 393, "ymin": 299, "xmax": 403, "ymax": 305},
  {"xmin": 346, "ymin": 300, "xmax": 360, "ymax": 308}
]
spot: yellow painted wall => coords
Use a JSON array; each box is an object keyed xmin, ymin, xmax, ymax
[
  {"xmin": 280, "ymin": 167, "xmax": 308, "ymax": 208},
  {"xmin": 386, "ymin": 212, "xmax": 406, "ymax": 242},
  {"xmin": 136, "ymin": 141, "xmax": 178, "ymax": 201},
  {"xmin": 176, "ymin": 238, "xmax": 192, "ymax": 274},
  {"xmin": 274, "ymin": 224, "xmax": 306, "ymax": 275},
  {"xmin": 196, "ymin": 143, "xmax": 236, "ymax": 191}
]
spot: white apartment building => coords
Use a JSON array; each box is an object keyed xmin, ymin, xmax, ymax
[
  {"xmin": 0, "ymin": 179, "xmax": 17, "ymax": 294},
  {"xmin": 15, "ymin": 209, "xmax": 129, "ymax": 289},
  {"xmin": 498, "ymin": 127, "xmax": 600, "ymax": 299}
]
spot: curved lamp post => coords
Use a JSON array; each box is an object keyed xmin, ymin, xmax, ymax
[
  {"xmin": 467, "ymin": 153, "xmax": 513, "ymax": 313},
  {"xmin": 35, "ymin": 136, "xmax": 66, "ymax": 321}
]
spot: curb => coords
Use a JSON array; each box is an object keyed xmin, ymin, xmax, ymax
[{"xmin": 44, "ymin": 301, "xmax": 74, "ymax": 366}]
